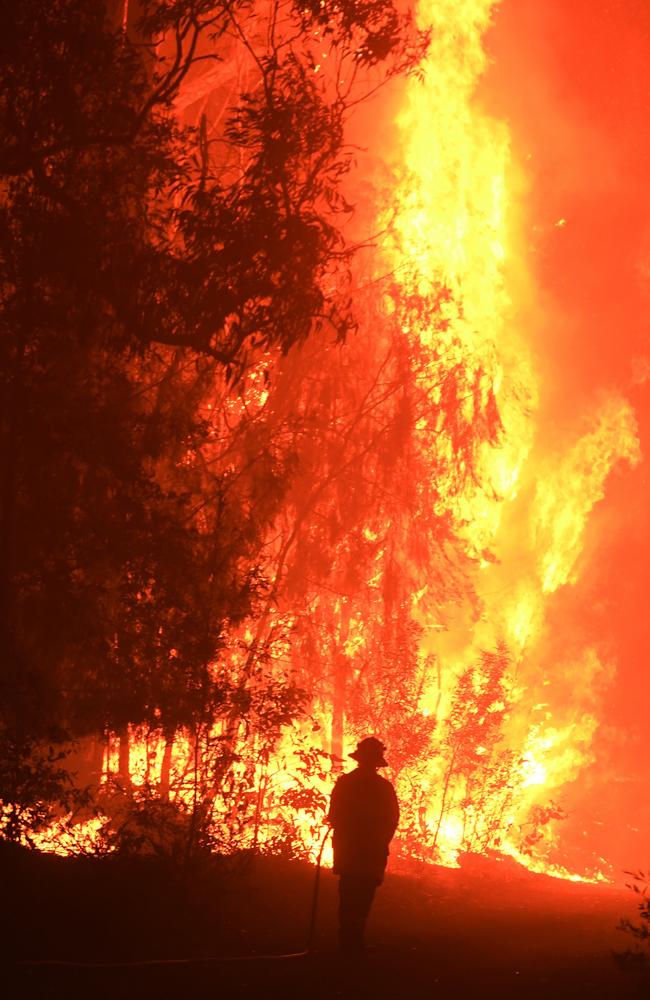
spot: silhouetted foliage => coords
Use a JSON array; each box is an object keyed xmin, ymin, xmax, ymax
[
  {"xmin": 516, "ymin": 800, "xmax": 566, "ymax": 860},
  {"xmin": 0, "ymin": 730, "xmax": 89, "ymax": 844},
  {"xmin": 616, "ymin": 870, "xmax": 650, "ymax": 969},
  {"xmin": 1, "ymin": 1, "xmax": 522, "ymax": 868},
  {"xmin": 0, "ymin": 0, "xmax": 427, "ymax": 840}
]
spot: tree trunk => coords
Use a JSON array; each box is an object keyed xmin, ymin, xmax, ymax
[
  {"xmin": 159, "ymin": 729, "xmax": 175, "ymax": 800},
  {"xmin": 107, "ymin": 0, "xmax": 136, "ymax": 33},
  {"xmin": 118, "ymin": 727, "xmax": 131, "ymax": 790},
  {"xmin": 331, "ymin": 602, "xmax": 352, "ymax": 766},
  {"xmin": 88, "ymin": 733, "xmax": 106, "ymax": 788},
  {"xmin": 251, "ymin": 756, "xmax": 269, "ymax": 854},
  {"xmin": 0, "ymin": 333, "xmax": 25, "ymax": 691},
  {"xmin": 431, "ymin": 747, "xmax": 457, "ymax": 855},
  {"xmin": 184, "ymin": 723, "xmax": 202, "ymax": 867},
  {"xmin": 331, "ymin": 657, "xmax": 345, "ymax": 767}
]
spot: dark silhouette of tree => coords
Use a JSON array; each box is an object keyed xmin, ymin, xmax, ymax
[
  {"xmin": 616, "ymin": 870, "xmax": 650, "ymax": 968},
  {"xmin": 0, "ymin": 0, "xmax": 427, "ymax": 839}
]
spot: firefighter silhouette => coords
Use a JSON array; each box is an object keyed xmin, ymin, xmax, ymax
[{"xmin": 327, "ymin": 736, "xmax": 399, "ymax": 954}]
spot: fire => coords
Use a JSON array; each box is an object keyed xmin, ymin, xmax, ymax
[
  {"xmin": 534, "ymin": 395, "xmax": 640, "ymax": 594},
  {"xmin": 23, "ymin": 0, "xmax": 641, "ymax": 886},
  {"xmin": 376, "ymin": 0, "xmax": 639, "ymax": 881}
]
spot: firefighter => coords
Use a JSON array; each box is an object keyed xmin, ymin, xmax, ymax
[{"xmin": 327, "ymin": 736, "xmax": 399, "ymax": 955}]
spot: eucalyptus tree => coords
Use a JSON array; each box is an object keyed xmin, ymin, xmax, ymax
[{"xmin": 0, "ymin": 0, "xmax": 426, "ymax": 835}]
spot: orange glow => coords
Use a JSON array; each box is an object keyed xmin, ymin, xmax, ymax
[
  {"xmin": 25, "ymin": 1, "xmax": 646, "ymax": 886},
  {"xmin": 369, "ymin": 0, "xmax": 639, "ymax": 880}
]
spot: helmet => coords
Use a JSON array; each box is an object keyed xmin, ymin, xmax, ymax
[{"xmin": 349, "ymin": 736, "xmax": 388, "ymax": 768}]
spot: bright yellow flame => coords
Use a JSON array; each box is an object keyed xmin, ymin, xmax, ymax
[
  {"xmin": 382, "ymin": 0, "xmax": 638, "ymax": 882},
  {"xmin": 533, "ymin": 395, "xmax": 640, "ymax": 593}
]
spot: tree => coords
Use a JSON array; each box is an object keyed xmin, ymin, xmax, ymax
[
  {"xmin": 179, "ymin": 246, "xmax": 504, "ymax": 830},
  {"xmin": 430, "ymin": 644, "xmax": 512, "ymax": 857},
  {"xmin": 616, "ymin": 870, "xmax": 650, "ymax": 968},
  {"xmin": 0, "ymin": 0, "xmax": 427, "ymax": 839}
]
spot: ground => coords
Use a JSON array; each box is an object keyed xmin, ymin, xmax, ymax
[{"xmin": 3, "ymin": 842, "xmax": 648, "ymax": 999}]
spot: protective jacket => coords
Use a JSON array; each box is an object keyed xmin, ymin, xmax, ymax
[{"xmin": 327, "ymin": 767, "xmax": 399, "ymax": 883}]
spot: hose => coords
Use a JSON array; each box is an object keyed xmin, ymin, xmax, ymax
[
  {"xmin": 307, "ymin": 825, "xmax": 333, "ymax": 952},
  {"xmin": 17, "ymin": 827, "xmax": 333, "ymax": 968}
]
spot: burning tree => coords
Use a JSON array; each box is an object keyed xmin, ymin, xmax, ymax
[
  {"xmin": 0, "ymin": 0, "xmax": 440, "ymax": 852},
  {"xmin": 1, "ymin": 0, "xmax": 640, "ymax": 881}
]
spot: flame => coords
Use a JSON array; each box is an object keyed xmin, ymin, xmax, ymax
[
  {"xmin": 534, "ymin": 395, "xmax": 640, "ymax": 593},
  {"xmin": 384, "ymin": 0, "xmax": 536, "ymax": 558},
  {"xmin": 378, "ymin": 0, "xmax": 639, "ymax": 880},
  {"xmin": 23, "ymin": 1, "xmax": 641, "ymax": 885}
]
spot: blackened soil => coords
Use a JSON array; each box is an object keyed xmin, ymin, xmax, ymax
[{"xmin": 2, "ymin": 842, "xmax": 647, "ymax": 999}]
